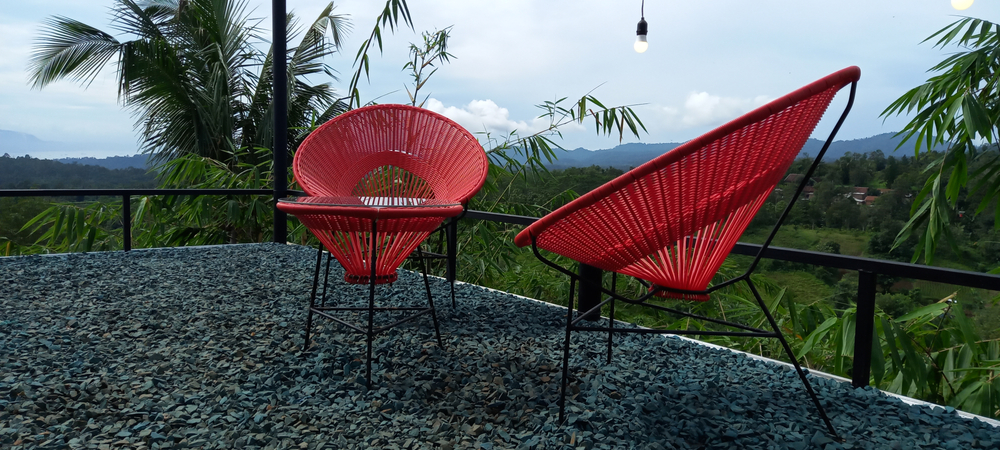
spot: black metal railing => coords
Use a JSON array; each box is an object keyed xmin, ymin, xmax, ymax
[
  {"xmin": 464, "ymin": 209, "xmax": 1000, "ymax": 389},
  {"xmin": 0, "ymin": 188, "xmax": 294, "ymax": 251},
  {"xmin": 3, "ymin": 191, "xmax": 1000, "ymax": 389}
]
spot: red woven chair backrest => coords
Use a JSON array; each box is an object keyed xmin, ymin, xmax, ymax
[
  {"xmin": 293, "ymin": 104, "xmax": 488, "ymax": 203},
  {"xmin": 515, "ymin": 67, "xmax": 860, "ymax": 299}
]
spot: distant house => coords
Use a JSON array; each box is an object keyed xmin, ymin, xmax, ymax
[
  {"xmin": 783, "ymin": 174, "xmax": 816, "ymax": 186},
  {"xmin": 849, "ymin": 187, "xmax": 869, "ymax": 202},
  {"xmin": 801, "ymin": 185, "xmax": 816, "ymax": 200},
  {"xmin": 864, "ymin": 196, "xmax": 878, "ymax": 206},
  {"xmin": 784, "ymin": 174, "xmax": 805, "ymax": 184}
]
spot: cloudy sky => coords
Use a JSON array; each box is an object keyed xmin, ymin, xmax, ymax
[{"xmin": 0, "ymin": 0, "xmax": 986, "ymax": 157}]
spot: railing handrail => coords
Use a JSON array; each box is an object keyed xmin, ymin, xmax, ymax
[
  {"xmin": 465, "ymin": 209, "xmax": 1000, "ymax": 289},
  {"xmin": 0, "ymin": 188, "xmax": 273, "ymax": 197},
  {"xmin": 0, "ymin": 188, "xmax": 305, "ymax": 252}
]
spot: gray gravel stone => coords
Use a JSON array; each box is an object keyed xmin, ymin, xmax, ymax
[{"xmin": 0, "ymin": 243, "xmax": 997, "ymax": 449}]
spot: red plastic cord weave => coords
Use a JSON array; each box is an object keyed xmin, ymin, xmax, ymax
[
  {"xmin": 293, "ymin": 105, "xmax": 487, "ymax": 203},
  {"xmin": 280, "ymin": 104, "xmax": 488, "ymax": 284},
  {"xmin": 514, "ymin": 67, "xmax": 861, "ymax": 300},
  {"xmin": 291, "ymin": 212, "xmax": 457, "ymax": 284}
]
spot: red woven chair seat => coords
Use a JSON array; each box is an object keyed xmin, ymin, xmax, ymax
[
  {"xmin": 279, "ymin": 197, "xmax": 464, "ymax": 284},
  {"xmin": 280, "ymin": 104, "xmax": 488, "ymax": 285},
  {"xmin": 514, "ymin": 67, "xmax": 862, "ymax": 300}
]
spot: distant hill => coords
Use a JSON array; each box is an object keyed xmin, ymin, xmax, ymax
[
  {"xmin": 797, "ymin": 132, "xmax": 936, "ymax": 159},
  {"xmin": 57, "ymin": 155, "xmax": 151, "ymax": 170},
  {"xmin": 0, "ymin": 154, "xmax": 156, "ymax": 189},
  {"xmin": 0, "ymin": 129, "xmax": 46, "ymax": 149},
  {"xmin": 550, "ymin": 142, "xmax": 682, "ymax": 170},
  {"xmin": 1, "ymin": 128, "xmax": 944, "ymax": 173},
  {"xmin": 549, "ymin": 133, "xmax": 944, "ymax": 170},
  {"xmin": 0, "ymin": 129, "xmax": 138, "ymax": 160}
]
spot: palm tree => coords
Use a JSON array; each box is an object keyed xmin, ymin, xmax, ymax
[{"xmin": 28, "ymin": 0, "xmax": 350, "ymax": 167}]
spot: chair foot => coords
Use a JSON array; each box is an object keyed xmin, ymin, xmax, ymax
[
  {"xmin": 418, "ymin": 247, "xmax": 446, "ymax": 350},
  {"xmin": 747, "ymin": 279, "xmax": 838, "ymax": 438},
  {"xmin": 427, "ymin": 289, "xmax": 445, "ymax": 350},
  {"xmin": 365, "ymin": 339, "xmax": 373, "ymax": 390},
  {"xmin": 305, "ymin": 247, "xmax": 324, "ymax": 351},
  {"xmin": 559, "ymin": 280, "xmax": 576, "ymax": 424}
]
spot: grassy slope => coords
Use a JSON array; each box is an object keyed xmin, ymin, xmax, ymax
[
  {"xmin": 740, "ymin": 226, "xmax": 871, "ymax": 256},
  {"xmin": 737, "ymin": 225, "xmax": 998, "ymax": 338},
  {"xmin": 765, "ymin": 271, "xmax": 835, "ymax": 304}
]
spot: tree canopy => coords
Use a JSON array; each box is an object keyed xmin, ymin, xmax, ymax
[
  {"xmin": 28, "ymin": 0, "xmax": 350, "ymax": 166},
  {"xmin": 882, "ymin": 17, "xmax": 1000, "ymax": 265}
]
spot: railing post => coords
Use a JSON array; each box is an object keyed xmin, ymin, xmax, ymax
[
  {"xmin": 578, "ymin": 263, "xmax": 603, "ymax": 321},
  {"xmin": 122, "ymin": 194, "xmax": 131, "ymax": 252},
  {"xmin": 271, "ymin": 0, "xmax": 288, "ymax": 244},
  {"xmin": 853, "ymin": 269, "xmax": 877, "ymax": 388}
]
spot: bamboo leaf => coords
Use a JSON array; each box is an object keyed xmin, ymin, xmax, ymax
[
  {"xmin": 962, "ymin": 95, "xmax": 992, "ymax": 142},
  {"xmin": 85, "ymin": 227, "xmax": 97, "ymax": 252},
  {"xmin": 895, "ymin": 302, "xmax": 949, "ymax": 323},
  {"xmin": 893, "ymin": 321, "xmax": 928, "ymax": 395},
  {"xmin": 871, "ymin": 320, "xmax": 886, "ymax": 386},
  {"xmin": 797, "ymin": 316, "xmax": 838, "ymax": 359}
]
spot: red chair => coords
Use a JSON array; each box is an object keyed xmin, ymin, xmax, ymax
[
  {"xmin": 279, "ymin": 104, "xmax": 488, "ymax": 387},
  {"xmin": 514, "ymin": 67, "xmax": 860, "ymax": 436}
]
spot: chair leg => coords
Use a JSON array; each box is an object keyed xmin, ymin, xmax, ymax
[
  {"xmin": 607, "ymin": 273, "xmax": 617, "ymax": 365},
  {"xmin": 366, "ymin": 275, "xmax": 375, "ymax": 389},
  {"xmin": 417, "ymin": 247, "xmax": 445, "ymax": 349},
  {"xmin": 365, "ymin": 222, "xmax": 378, "ymax": 389},
  {"xmin": 305, "ymin": 247, "xmax": 323, "ymax": 351},
  {"xmin": 746, "ymin": 278, "xmax": 838, "ymax": 438},
  {"xmin": 320, "ymin": 251, "xmax": 333, "ymax": 307},
  {"xmin": 559, "ymin": 278, "xmax": 577, "ymax": 424},
  {"xmin": 446, "ymin": 219, "xmax": 458, "ymax": 308}
]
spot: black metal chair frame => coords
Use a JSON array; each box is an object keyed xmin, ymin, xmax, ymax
[
  {"xmin": 412, "ymin": 215, "xmax": 462, "ymax": 307},
  {"xmin": 531, "ymin": 80, "xmax": 857, "ymax": 438},
  {"xmin": 303, "ymin": 219, "xmax": 446, "ymax": 388}
]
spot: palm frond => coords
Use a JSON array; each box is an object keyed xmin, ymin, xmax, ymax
[{"xmin": 28, "ymin": 17, "xmax": 120, "ymax": 89}]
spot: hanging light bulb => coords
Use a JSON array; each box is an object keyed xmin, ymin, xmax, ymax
[
  {"xmin": 634, "ymin": 0, "xmax": 648, "ymax": 53},
  {"xmin": 635, "ymin": 18, "xmax": 648, "ymax": 53},
  {"xmin": 952, "ymin": 0, "xmax": 974, "ymax": 10}
]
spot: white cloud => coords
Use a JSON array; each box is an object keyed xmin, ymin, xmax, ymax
[
  {"xmin": 426, "ymin": 98, "xmax": 559, "ymax": 137},
  {"xmin": 661, "ymin": 92, "xmax": 772, "ymax": 130}
]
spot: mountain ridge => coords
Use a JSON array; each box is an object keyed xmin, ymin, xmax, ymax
[
  {"xmin": 2, "ymin": 129, "xmax": 941, "ymax": 172},
  {"xmin": 549, "ymin": 132, "xmax": 940, "ymax": 170},
  {"xmin": 0, "ymin": 129, "xmax": 138, "ymax": 161}
]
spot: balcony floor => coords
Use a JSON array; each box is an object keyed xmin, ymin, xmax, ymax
[{"xmin": 0, "ymin": 243, "xmax": 997, "ymax": 449}]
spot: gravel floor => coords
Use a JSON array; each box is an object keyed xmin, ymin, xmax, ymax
[{"xmin": 1, "ymin": 243, "xmax": 997, "ymax": 450}]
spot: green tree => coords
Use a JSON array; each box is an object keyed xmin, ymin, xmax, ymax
[
  {"xmin": 882, "ymin": 17, "xmax": 1000, "ymax": 265},
  {"xmin": 868, "ymin": 220, "xmax": 917, "ymax": 261},
  {"xmin": 28, "ymin": 0, "xmax": 350, "ymax": 167},
  {"xmin": 884, "ymin": 156, "xmax": 901, "ymax": 187}
]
